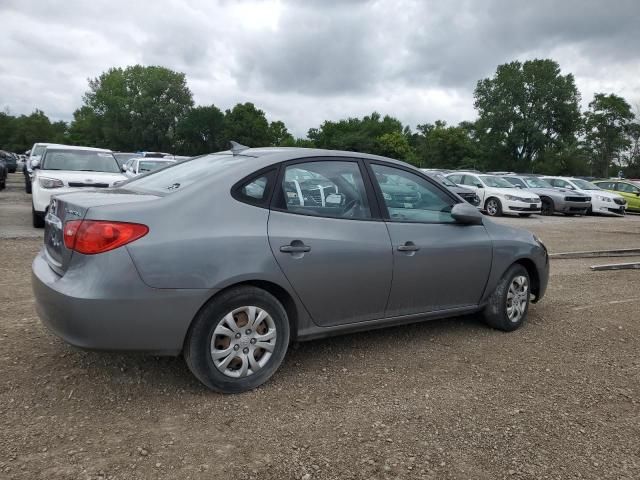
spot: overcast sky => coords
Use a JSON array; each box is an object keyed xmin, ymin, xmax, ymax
[{"xmin": 1, "ymin": 0, "xmax": 639, "ymax": 137}]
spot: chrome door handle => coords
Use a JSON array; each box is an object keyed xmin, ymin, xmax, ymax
[{"xmin": 397, "ymin": 242, "xmax": 420, "ymax": 252}]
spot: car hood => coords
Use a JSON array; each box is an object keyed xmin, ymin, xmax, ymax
[{"xmin": 39, "ymin": 170, "xmax": 127, "ymax": 185}]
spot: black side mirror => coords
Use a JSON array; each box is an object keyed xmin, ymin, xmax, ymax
[
  {"xmin": 451, "ymin": 203, "xmax": 483, "ymax": 225},
  {"xmin": 475, "ymin": 183, "xmax": 484, "ymax": 188}
]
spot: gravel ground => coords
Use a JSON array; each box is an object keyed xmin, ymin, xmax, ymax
[{"xmin": 1, "ymin": 172, "xmax": 639, "ymax": 480}]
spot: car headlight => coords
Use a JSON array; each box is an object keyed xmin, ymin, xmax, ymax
[
  {"xmin": 597, "ymin": 195, "xmax": 611, "ymax": 202},
  {"xmin": 39, "ymin": 177, "xmax": 64, "ymax": 189},
  {"xmin": 505, "ymin": 195, "xmax": 525, "ymax": 202}
]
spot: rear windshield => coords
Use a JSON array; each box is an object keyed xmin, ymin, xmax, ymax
[
  {"xmin": 125, "ymin": 153, "xmax": 239, "ymax": 194},
  {"xmin": 42, "ymin": 150, "xmax": 120, "ymax": 173}
]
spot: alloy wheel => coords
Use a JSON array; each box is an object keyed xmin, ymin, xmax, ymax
[
  {"xmin": 210, "ymin": 306, "xmax": 277, "ymax": 378},
  {"xmin": 486, "ymin": 199, "xmax": 499, "ymax": 216},
  {"xmin": 506, "ymin": 276, "xmax": 528, "ymax": 323}
]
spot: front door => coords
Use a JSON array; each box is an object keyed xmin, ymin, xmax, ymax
[
  {"xmin": 268, "ymin": 160, "xmax": 393, "ymax": 327},
  {"xmin": 370, "ymin": 163, "xmax": 493, "ymax": 317},
  {"xmin": 615, "ymin": 182, "xmax": 640, "ymax": 211}
]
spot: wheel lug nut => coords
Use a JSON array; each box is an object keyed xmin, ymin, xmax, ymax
[
  {"xmin": 233, "ymin": 344, "xmax": 240, "ymax": 351},
  {"xmin": 245, "ymin": 329, "xmax": 252, "ymax": 335},
  {"xmin": 250, "ymin": 338, "xmax": 256, "ymax": 344},
  {"xmin": 243, "ymin": 347, "xmax": 249, "ymax": 354},
  {"xmin": 235, "ymin": 333, "xmax": 241, "ymax": 339}
]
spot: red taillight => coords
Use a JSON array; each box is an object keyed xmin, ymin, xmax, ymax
[{"xmin": 63, "ymin": 220, "xmax": 149, "ymax": 254}]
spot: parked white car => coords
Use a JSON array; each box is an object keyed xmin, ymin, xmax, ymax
[
  {"xmin": 31, "ymin": 146, "xmax": 127, "ymax": 228},
  {"xmin": 25, "ymin": 142, "xmax": 63, "ymax": 193},
  {"xmin": 446, "ymin": 172, "xmax": 541, "ymax": 217},
  {"xmin": 541, "ymin": 176, "xmax": 626, "ymax": 216},
  {"xmin": 123, "ymin": 158, "xmax": 175, "ymax": 177}
]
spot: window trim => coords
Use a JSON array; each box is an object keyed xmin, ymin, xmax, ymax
[
  {"xmin": 364, "ymin": 160, "xmax": 460, "ymax": 225},
  {"xmin": 230, "ymin": 166, "xmax": 279, "ymax": 209},
  {"xmin": 269, "ymin": 157, "xmax": 382, "ymax": 221}
]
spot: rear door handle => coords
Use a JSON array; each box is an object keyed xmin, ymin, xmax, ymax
[
  {"xmin": 280, "ymin": 241, "xmax": 311, "ymax": 253},
  {"xmin": 397, "ymin": 241, "xmax": 420, "ymax": 252}
]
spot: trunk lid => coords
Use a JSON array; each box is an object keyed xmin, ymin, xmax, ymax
[{"xmin": 43, "ymin": 190, "xmax": 159, "ymax": 276}]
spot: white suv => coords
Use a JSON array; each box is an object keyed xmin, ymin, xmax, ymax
[
  {"xmin": 446, "ymin": 172, "xmax": 541, "ymax": 217},
  {"xmin": 542, "ymin": 176, "xmax": 626, "ymax": 216},
  {"xmin": 31, "ymin": 146, "xmax": 127, "ymax": 227}
]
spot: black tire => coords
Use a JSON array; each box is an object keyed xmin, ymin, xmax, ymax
[
  {"xmin": 484, "ymin": 197, "xmax": 503, "ymax": 217},
  {"xmin": 25, "ymin": 178, "xmax": 32, "ymax": 194},
  {"xmin": 482, "ymin": 264, "xmax": 530, "ymax": 332},
  {"xmin": 586, "ymin": 206, "xmax": 593, "ymax": 215},
  {"xmin": 32, "ymin": 205, "xmax": 45, "ymax": 228},
  {"xmin": 184, "ymin": 286, "xmax": 290, "ymax": 393},
  {"xmin": 518, "ymin": 213, "xmax": 532, "ymax": 217},
  {"xmin": 540, "ymin": 198, "xmax": 554, "ymax": 216}
]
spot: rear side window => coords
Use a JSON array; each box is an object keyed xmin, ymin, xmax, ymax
[
  {"xmin": 617, "ymin": 182, "xmax": 639, "ymax": 194},
  {"xmin": 277, "ymin": 161, "xmax": 371, "ymax": 220},
  {"xmin": 233, "ymin": 169, "xmax": 277, "ymax": 207},
  {"xmin": 462, "ymin": 175, "xmax": 481, "ymax": 187}
]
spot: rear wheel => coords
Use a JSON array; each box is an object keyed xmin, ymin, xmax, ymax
[
  {"xmin": 541, "ymin": 198, "xmax": 554, "ymax": 216},
  {"xmin": 485, "ymin": 197, "xmax": 503, "ymax": 217},
  {"xmin": 184, "ymin": 286, "xmax": 290, "ymax": 393},
  {"xmin": 482, "ymin": 264, "xmax": 530, "ymax": 332},
  {"xmin": 32, "ymin": 205, "xmax": 45, "ymax": 228}
]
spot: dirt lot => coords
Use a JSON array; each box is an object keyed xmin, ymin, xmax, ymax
[{"xmin": 1, "ymin": 172, "xmax": 639, "ymax": 479}]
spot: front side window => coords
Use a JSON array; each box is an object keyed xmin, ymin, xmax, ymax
[
  {"xmin": 280, "ymin": 161, "xmax": 371, "ymax": 219},
  {"xmin": 524, "ymin": 177, "xmax": 553, "ymax": 188},
  {"xmin": 447, "ymin": 174, "xmax": 463, "ymax": 184},
  {"xmin": 41, "ymin": 150, "xmax": 120, "ymax": 173},
  {"xmin": 372, "ymin": 164, "xmax": 454, "ymax": 223},
  {"xmin": 481, "ymin": 175, "xmax": 513, "ymax": 188},
  {"xmin": 462, "ymin": 175, "xmax": 481, "ymax": 187},
  {"xmin": 617, "ymin": 182, "xmax": 640, "ymax": 194},
  {"xmin": 504, "ymin": 177, "xmax": 526, "ymax": 188}
]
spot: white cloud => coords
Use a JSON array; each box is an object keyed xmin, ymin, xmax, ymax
[{"xmin": 0, "ymin": 0, "xmax": 638, "ymax": 137}]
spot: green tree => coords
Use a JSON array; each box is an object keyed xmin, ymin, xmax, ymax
[
  {"xmin": 583, "ymin": 93, "xmax": 635, "ymax": 177},
  {"xmin": 411, "ymin": 121, "xmax": 478, "ymax": 169},
  {"xmin": 5, "ymin": 110, "xmax": 67, "ymax": 152},
  {"xmin": 307, "ymin": 112, "xmax": 404, "ymax": 155},
  {"xmin": 624, "ymin": 121, "xmax": 640, "ymax": 177},
  {"xmin": 268, "ymin": 120, "xmax": 294, "ymax": 146},
  {"xmin": 221, "ymin": 103, "xmax": 272, "ymax": 147},
  {"xmin": 474, "ymin": 59, "xmax": 581, "ymax": 172},
  {"xmin": 375, "ymin": 131, "xmax": 415, "ymax": 163},
  {"xmin": 73, "ymin": 65, "xmax": 194, "ymax": 151},
  {"xmin": 174, "ymin": 105, "xmax": 225, "ymax": 155}
]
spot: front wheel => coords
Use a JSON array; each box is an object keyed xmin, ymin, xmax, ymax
[
  {"xmin": 485, "ymin": 197, "xmax": 503, "ymax": 217},
  {"xmin": 482, "ymin": 264, "xmax": 530, "ymax": 332},
  {"xmin": 541, "ymin": 198, "xmax": 554, "ymax": 216},
  {"xmin": 184, "ymin": 286, "xmax": 290, "ymax": 393}
]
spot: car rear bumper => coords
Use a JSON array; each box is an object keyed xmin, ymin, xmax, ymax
[{"xmin": 32, "ymin": 248, "xmax": 213, "ymax": 355}]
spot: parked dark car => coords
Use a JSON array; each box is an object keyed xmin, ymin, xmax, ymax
[
  {"xmin": 422, "ymin": 170, "xmax": 481, "ymax": 206},
  {"xmin": 33, "ymin": 146, "xmax": 549, "ymax": 393},
  {"xmin": 0, "ymin": 150, "xmax": 17, "ymax": 173},
  {"xmin": 0, "ymin": 156, "xmax": 7, "ymax": 190}
]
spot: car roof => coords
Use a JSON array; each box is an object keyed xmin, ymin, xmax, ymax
[{"xmin": 45, "ymin": 145, "xmax": 113, "ymax": 153}]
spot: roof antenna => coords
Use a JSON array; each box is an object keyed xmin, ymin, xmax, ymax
[{"xmin": 229, "ymin": 141, "xmax": 250, "ymax": 156}]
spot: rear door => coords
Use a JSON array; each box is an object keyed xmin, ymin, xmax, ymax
[
  {"xmin": 268, "ymin": 159, "xmax": 393, "ymax": 327},
  {"xmin": 368, "ymin": 163, "xmax": 492, "ymax": 317}
]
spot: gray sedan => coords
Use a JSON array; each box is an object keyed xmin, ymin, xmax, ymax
[
  {"xmin": 501, "ymin": 175, "xmax": 591, "ymax": 216},
  {"xmin": 32, "ymin": 146, "xmax": 549, "ymax": 393}
]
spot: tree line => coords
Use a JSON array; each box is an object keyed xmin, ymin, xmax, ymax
[{"xmin": 1, "ymin": 60, "xmax": 638, "ymax": 177}]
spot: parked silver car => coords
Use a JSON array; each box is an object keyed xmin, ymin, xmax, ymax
[
  {"xmin": 32, "ymin": 146, "xmax": 549, "ymax": 393},
  {"xmin": 501, "ymin": 175, "xmax": 592, "ymax": 216}
]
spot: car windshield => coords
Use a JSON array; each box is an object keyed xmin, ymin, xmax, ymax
[
  {"xmin": 113, "ymin": 153, "xmax": 140, "ymax": 168},
  {"xmin": 481, "ymin": 175, "xmax": 513, "ymax": 188},
  {"xmin": 125, "ymin": 153, "xmax": 243, "ymax": 194},
  {"xmin": 571, "ymin": 179, "xmax": 601, "ymax": 190},
  {"xmin": 432, "ymin": 173, "xmax": 457, "ymax": 187},
  {"xmin": 41, "ymin": 150, "xmax": 120, "ymax": 173},
  {"xmin": 524, "ymin": 177, "xmax": 553, "ymax": 188},
  {"xmin": 138, "ymin": 160, "xmax": 173, "ymax": 173},
  {"xmin": 33, "ymin": 145, "xmax": 47, "ymax": 157}
]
